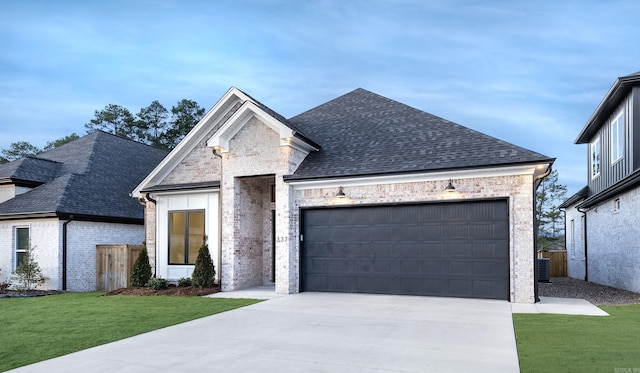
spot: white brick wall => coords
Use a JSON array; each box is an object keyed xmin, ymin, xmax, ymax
[
  {"xmin": 564, "ymin": 201, "xmax": 587, "ymax": 280},
  {"xmin": 0, "ymin": 219, "xmax": 142, "ymax": 291},
  {"xmin": 0, "ymin": 219, "xmax": 60, "ymax": 290},
  {"xmin": 585, "ymin": 188, "xmax": 640, "ymax": 292},
  {"xmin": 65, "ymin": 221, "xmax": 144, "ymax": 292}
]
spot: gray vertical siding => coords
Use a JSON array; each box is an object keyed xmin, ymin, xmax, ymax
[
  {"xmin": 633, "ymin": 87, "xmax": 640, "ymax": 171},
  {"xmin": 588, "ymin": 92, "xmax": 634, "ymax": 195}
]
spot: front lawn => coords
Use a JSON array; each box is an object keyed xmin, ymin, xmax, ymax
[
  {"xmin": 514, "ymin": 304, "xmax": 640, "ymax": 372},
  {"xmin": 0, "ymin": 293, "xmax": 260, "ymax": 372}
]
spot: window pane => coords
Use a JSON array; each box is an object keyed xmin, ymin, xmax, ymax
[
  {"xmin": 188, "ymin": 211, "xmax": 205, "ymax": 264},
  {"xmin": 16, "ymin": 251, "xmax": 26, "ymax": 267},
  {"xmin": 16, "ymin": 227, "xmax": 29, "ymax": 250},
  {"xmin": 169, "ymin": 212, "xmax": 185, "ymax": 264},
  {"xmin": 611, "ymin": 116, "xmax": 623, "ymax": 162},
  {"xmin": 591, "ymin": 139, "xmax": 600, "ymax": 177}
]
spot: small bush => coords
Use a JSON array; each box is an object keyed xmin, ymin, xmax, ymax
[
  {"xmin": 177, "ymin": 277, "xmax": 192, "ymax": 287},
  {"xmin": 130, "ymin": 247, "xmax": 152, "ymax": 287},
  {"xmin": 0, "ymin": 269, "xmax": 10, "ymax": 291},
  {"xmin": 12, "ymin": 245, "xmax": 46, "ymax": 291},
  {"xmin": 147, "ymin": 277, "xmax": 169, "ymax": 290},
  {"xmin": 191, "ymin": 236, "xmax": 216, "ymax": 288}
]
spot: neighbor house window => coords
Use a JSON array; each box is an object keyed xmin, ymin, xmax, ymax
[
  {"xmin": 15, "ymin": 227, "xmax": 29, "ymax": 270},
  {"xmin": 591, "ymin": 137, "xmax": 600, "ymax": 178},
  {"xmin": 570, "ymin": 219, "xmax": 575, "ymax": 257},
  {"xmin": 611, "ymin": 113, "xmax": 624, "ymax": 163},
  {"xmin": 168, "ymin": 210, "xmax": 205, "ymax": 265}
]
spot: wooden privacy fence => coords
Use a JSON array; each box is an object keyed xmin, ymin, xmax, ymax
[
  {"xmin": 537, "ymin": 250, "xmax": 567, "ymax": 277},
  {"xmin": 96, "ymin": 244, "xmax": 144, "ymax": 291}
]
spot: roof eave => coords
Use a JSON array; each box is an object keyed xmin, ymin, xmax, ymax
[
  {"xmin": 284, "ymin": 158, "xmax": 555, "ymax": 182},
  {"xmin": 576, "ymin": 169, "xmax": 640, "ymax": 209},
  {"xmin": 575, "ymin": 74, "xmax": 640, "ymax": 144}
]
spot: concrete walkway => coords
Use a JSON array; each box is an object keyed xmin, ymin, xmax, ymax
[
  {"xmin": 9, "ymin": 292, "xmax": 520, "ymax": 373},
  {"xmin": 511, "ymin": 296, "xmax": 609, "ymax": 316}
]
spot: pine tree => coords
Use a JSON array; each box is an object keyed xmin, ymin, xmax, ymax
[
  {"xmin": 130, "ymin": 247, "xmax": 152, "ymax": 287},
  {"xmin": 535, "ymin": 169, "xmax": 568, "ymax": 250},
  {"xmin": 191, "ymin": 236, "xmax": 216, "ymax": 288}
]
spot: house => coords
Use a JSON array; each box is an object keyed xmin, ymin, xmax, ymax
[
  {"xmin": 560, "ymin": 71, "xmax": 640, "ymax": 293},
  {"xmin": 0, "ymin": 131, "xmax": 168, "ymax": 291},
  {"xmin": 132, "ymin": 87, "xmax": 554, "ymax": 303}
]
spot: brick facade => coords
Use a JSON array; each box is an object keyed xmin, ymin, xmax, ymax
[
  {"xmin": 0, "ymin": 219, "xmax": 144, "ymax": 291},
  {"xmin": 288, "ymin": 174, "xmax": 537, "ymax": 303},
  {"xmin": 584, "ymin": 188, "xmax": 640, "ymax": 292}
]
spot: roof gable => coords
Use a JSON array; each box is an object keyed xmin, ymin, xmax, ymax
[
  {"xmin": 206, "ymin": 100, "xmax": 319, "ymax": 153},
  {"xmin": 575, "ymin": 71, "xmax": 640, "ymax": 144},
  {"xmin": 133, "ymin": 87, "xmax": 318, "ymax": 196},
  {"xmin": 285, "ymin": 88, "xmax": 553, "ymax": 180}
]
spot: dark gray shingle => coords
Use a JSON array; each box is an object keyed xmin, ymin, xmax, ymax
[
  {"xmin": 286, "ymin": 88, "xmax": 553, "ymax": 180},
  {"xmin": 0, "ymin": 131, "xmax": 168, "ymax": 221}
]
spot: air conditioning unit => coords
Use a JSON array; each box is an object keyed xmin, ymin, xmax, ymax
[{"xmin": 537, "ymin": 258, "xmax": 550, "ymax": 282}]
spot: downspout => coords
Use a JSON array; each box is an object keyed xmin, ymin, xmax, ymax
[
  {"xmin": 62, "ymin": 215, "xmax": 73, "ymax": 291},
  {"xmin": 212, "ymin": 148, "xmax": 223, "ymax": 287},
  {"xmin": 577, "ymin": 206, "xmax": 588, "ymax": 282},
  {"xmin": 145, "ymin": 193, "xmax": 156, "ymax": 204},
  {"xmin": 533, "ymin": 165, "xmax": 553, "ymax": 302}
]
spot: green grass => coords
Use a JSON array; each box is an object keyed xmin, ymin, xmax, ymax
[
  {"xmin": 0, "ymin": 293, "xmax": 260, "ymax": 372},
  {"xmin": 514, "ymin": 304, "xmax": 640, "ymax": 373}
]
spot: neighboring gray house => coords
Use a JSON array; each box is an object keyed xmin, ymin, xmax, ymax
[
  {"xmin": 133, "ymin": 87, "xmax": 554, "ymax": 303},
  {"xmin": 0, "ymin": 131, "xmax": 168, "ymax": 291},
  {"xmin": 560, "ymin": 71, "xmax": 640, "ymax": 293}
]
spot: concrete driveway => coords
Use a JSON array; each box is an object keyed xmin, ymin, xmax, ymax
[{"xmin": 9, "ymin": 293, "xmax": 520, "ymax": 373}]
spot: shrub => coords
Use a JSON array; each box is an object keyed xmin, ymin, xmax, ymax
[
  {"xmin": 130, "ymin": 247, "xmax": 152, "ymax": 287},
  {"xmin": 147, "ymin": 277, "xmax": 169, "ymax": 290},
  {"xmin": 191, "ymin": 236, "xmax": 216, "ymax": 288},
  {"xmin": 178, "ymin": 277, "xmax": 192, "ymax": 287},
  {"xmin": 0, "ymin": 269, "xmax": 10, "ymax": 291},
  {"xmin": 12, "ymin": 245, "xmax": 46, "ymax": 291}
]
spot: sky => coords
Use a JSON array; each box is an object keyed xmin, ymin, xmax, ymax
[{"xmin": 1, "ymin": 0, "xmax": 639, "ymax": 195}]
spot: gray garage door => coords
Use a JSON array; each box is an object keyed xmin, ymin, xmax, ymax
[{"xmin": 301, "ymin": 199, "xmax": 509, "ymax": 300}]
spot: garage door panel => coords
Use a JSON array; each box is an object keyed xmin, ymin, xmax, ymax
[
  {"xmin": 302, "ymin": 200, "xmax": 509, "ymax": 300},
  {"xmin": 448, "ymin": 242, "xmax": 471, "ymax": 257},
  {"xmin": 421, "ymin": 243, "xmax": 444, "ymax": 258},
  {"xmin": 444, "ymin": 223, "xmax": 469, "ymax": 239},
  {"xmin": 421, "ymin": 224, "xmax": 443, "ymax": 240},
  {"xmin": 422, "ymin": 260, "xmax": 446, "ymax": 274},
  {"xmin": 448, "ymin": 261, "xmax": 473, "ymax": 275},
  {"xmin": 370, "ymin": 226, "xmax": 393, "ymax": 241}
]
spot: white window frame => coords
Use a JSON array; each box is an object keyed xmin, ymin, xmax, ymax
[
  {"xmin": 590, "ymin": 137, "xmax": 601, "ymax": 179},
  {"xmin": 613, "ymin": 198, "xmax": 621, "ymax": 213},
  {"xmin": 611, "ymin": 113, "xmax": 624, "ymax": 163},
  {"xmin": 14, "ymin": 226, "xmax": 29, "ymax": 270}
]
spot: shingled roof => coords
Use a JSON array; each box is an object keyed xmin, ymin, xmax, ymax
[
  {"xmin": 0, "ymin": 131, "xmax": 168, "ymax": 221},
  {"xmin": 285, "ymin": 88, "xmax": 553, "ymax": 181}
]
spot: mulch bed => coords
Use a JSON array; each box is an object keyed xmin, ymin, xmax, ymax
[
  {"xmin": 104, "ymin": 285, "xmax": 220, "ymax": 297},
  {"xmin": 0, "ymin": 290, "xmax": 64, "ymax": 298},
  {"xmin": 1, "ymin": 285, "xmax": 220, "ymax": 298},
  {"xmin": 538, "ymin": 277, "xmax": 640, "ymax": 305}
]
